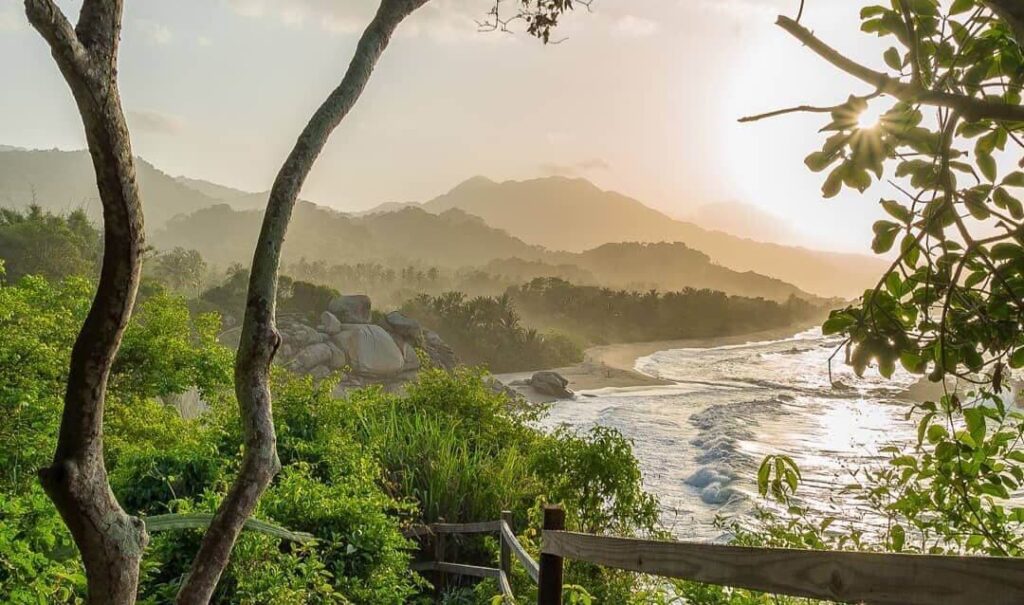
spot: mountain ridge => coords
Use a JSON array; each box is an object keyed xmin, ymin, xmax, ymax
[{"xmin": 421, "ymin": 176, "xmax": 884, "ymax": 298}]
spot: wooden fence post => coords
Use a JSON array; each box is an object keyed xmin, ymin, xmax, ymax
[
  {"xmin": 538, "ymin": 505, "xmax": 565, "ymax": 605},
  {"xmin": 435, "ymin": 531, "xmax": 447, "ymax": 598},
  {"xmin": 500, "ymin": 510, "xmax": 513, "ymax": 579}
]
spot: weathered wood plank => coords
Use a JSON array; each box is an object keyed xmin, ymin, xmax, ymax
[
  {"xmin": 432, "ymin": 521, "xmax": 503, "ymax": 535},
  {"xmin": 414, "ymin": 561, "xmax": 514, "ymax": 598},
  {"xmin": 500, "ymin": 520, "xmax": 540, "ymax": 583},
  {"xmin": 498, "ymin": 570, "xmax": 514, "ymax": 599},
  {"xmin": 538, "ymin": 507, "xmax": 566, "ymax": 605},
  {"xmin": 500, "ymin": 511, "xmax": 513, "ymax": 580},
  {"xmin": 542, "ymin": 531, "xmax": 1024, "ymax": 605}
]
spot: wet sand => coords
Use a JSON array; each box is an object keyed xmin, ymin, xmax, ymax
[{"xmin": 495, "ymin": 324, "xmax": 816, "ymax": 403}]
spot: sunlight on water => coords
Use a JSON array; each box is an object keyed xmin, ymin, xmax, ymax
[{"xmin": 541, "ymin": 328, "xmax": 922, "ymax": 540}]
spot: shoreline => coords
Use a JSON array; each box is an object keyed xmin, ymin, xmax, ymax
[{"xmin": 495, "ymin": 323, "xmax": 816, "ymax": 403}]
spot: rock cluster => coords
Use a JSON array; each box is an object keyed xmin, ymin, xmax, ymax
[{"xmin": 276, "ymin": 294, "xmax": 453, "ymax": 394}]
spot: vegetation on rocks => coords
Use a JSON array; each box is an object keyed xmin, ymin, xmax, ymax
[{"xmin": 0, "ymin": 270, "xmax": 659, "ymax": 603}]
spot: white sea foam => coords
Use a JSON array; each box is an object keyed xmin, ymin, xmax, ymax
[{"xmin": 541, "ymin": 328, "xmax": 920, "ymax": 540}]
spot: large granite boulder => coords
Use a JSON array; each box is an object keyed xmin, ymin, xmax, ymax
[
  {"xmin": 326, "ymin": 342, "xmax": 348, "ymax": 370},
  {"xmin": 400, "ymin": 342, "xmax": 421, "ymax": 372},
  {"xmin": 529, "ymin": 371, "xmax": 573, "ymax": 399},
  {"xmin": 423, "ymin": 329, "xmax": 458, "ymax": 371},
  {"xmin": 320, "ymin": 311, "xmax": 343, "ymax": 335},
  {"xmin": 333, "ymin": 324, "xmax": 404, "ymax": 376},
  {"xmin": 328, "ymin": 295, "xmax": 371, "ymax": 324},
  {"xmin": 385, "ymin": 311, "xmax": 422, "ymax": 340},
  {"xmin": 294, "ymin": 343, "xmax": 332, "ymax": 371}
]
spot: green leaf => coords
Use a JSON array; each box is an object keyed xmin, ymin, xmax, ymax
[
  {"xmin": 1010, "ymin": 348, "xmax": 1024, "ymax": 369},
  {"xmin": 950, "ymin": 0, "xmax": 974, "ymax": 14},
  {"xmin": 891, "ymin": 524, "xmax": 906, "ymax": 551},
  {"xmin": 872, "ymin": 220, "xmax": 900, "ymax": 254},
  {"xmin": 884, "ymin": 47, "xmax": 903, "ymax": 71},
  {"xmin": 805, "ymin": 151, "xmax": 834, "ymax": 173},
  {"xmin": 822, "ymin": 165, "xmax": 845, "ymax": 198},
  {"xmin": 881, "ymin": 199, "xmax": 912, "ymax": 223},
  {"xmin": 964, "ymin": 407, "xmax": 987, "ymax": 444},
  {"xmin": 1002, "ymin": 171, "xmax": 1024, "ymax": 187},
  {"xmin": 978, "ymin": 152, "xmax": 998, "ymax": 182}
]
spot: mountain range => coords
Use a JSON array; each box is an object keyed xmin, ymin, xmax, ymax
[
  {"xmin": 419, "ymin": 176, "xmax": 883, "ymax": 298},
  {"xmin": 0, "ymin": 147, "xmax": 882, "ymax": 300}
]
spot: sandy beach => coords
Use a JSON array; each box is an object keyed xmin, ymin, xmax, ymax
[{"xmin": 495, "ymin": 324, "xmax": 817, "ymax": 403}]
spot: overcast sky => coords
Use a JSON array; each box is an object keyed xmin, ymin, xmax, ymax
[{"xmin": 0, "ymin": 0, "xmax": 902, "ymax": 252}]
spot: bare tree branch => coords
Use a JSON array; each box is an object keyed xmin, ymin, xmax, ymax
[
  {"xmin": 776, "ymin": 15, "xmax": 1024, "ymax": 123},
  {"xmin": 738, "ymin": 90, "xmax": 883, "ymax": 123},
  {"xmin": 24, "ymin": 0, "xmax": 148, "ymax": 603},
  {"xmin": 173, "ymin": 1, "xmax": 430, "ymax": 601}
]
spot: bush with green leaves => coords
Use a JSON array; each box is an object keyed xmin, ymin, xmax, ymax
[
  {"xmin": 0, "ymin": 273, "xmax": 665, "ymax": 602},
  {"xmin": 727, "ymin": 0, "xmax": 1024, "ymax": 594}
]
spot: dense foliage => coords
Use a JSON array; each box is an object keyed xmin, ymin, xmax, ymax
[
  {"xmin": 0, "ymin": 272, "xmax": 660, "ymax": 603},
  {"xmin": 509, "ymin": 277, "xmax": 822, "ymax": 344},
  {"xmin": 708, "ymin": 4, "xmax": 1024, "ymax": 602},
  {"xmin": 0, "ymin": 206, "xmax": 100, "ymax": 282},
  {"xmin": 401, "ymin": 291, "xmax": 584, "ymax": 372}
]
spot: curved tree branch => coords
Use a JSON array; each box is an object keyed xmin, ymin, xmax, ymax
[
  {"xmin": 173, "ymin": 1, "xmax": 429, "ymax": 602},
  {"xmin": 25, "ymin": 0, "xmax": 148, "ymax": 603},
  {"xmin": 776, "ymin": 15, "xmax": 1024, "ymax": 123}
]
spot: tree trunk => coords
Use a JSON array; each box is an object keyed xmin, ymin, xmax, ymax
[
  {"xmin": 174, "ymin": 1, "xmax": 429, "ymax": 602},
  {"xmin": 24, "ymin": 1, "xmax": 148, "ymax": 603}
]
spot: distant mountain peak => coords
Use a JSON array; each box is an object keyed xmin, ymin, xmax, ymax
[{"xmin": 450, "ymin": 175, "xmax": 496, "ymax": 192}]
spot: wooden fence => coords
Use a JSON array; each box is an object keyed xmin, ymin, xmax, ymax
[{"xmin": 408, "ymin": 505, "xmax": 1024, "ymax": 605}]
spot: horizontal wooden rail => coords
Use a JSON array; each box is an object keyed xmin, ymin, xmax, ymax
[
  {"xmin": 407, "ymin": 513, "xmax": 538, "ymax": 601},
  {"xmin": 542, "ymin": 530, "xmax": 1024, "ymax": 605},
  {"xmin": 501, "ymin": 520, "xmax": 539, "ymax": 582},
  {"xmin": 412, "ymin": 561, "xmax": 514, "ymax": 598},
  {"xmin": 404, "ymin": 520, "xmax": 502, "ymax": 538}
]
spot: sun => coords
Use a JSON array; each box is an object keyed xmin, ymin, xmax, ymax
[{"xmin": 857, "ymin": 102, "xmax": 886, "ymax": 130}]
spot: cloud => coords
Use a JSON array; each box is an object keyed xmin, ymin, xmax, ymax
[
  {"xmin": 196, "ymin": 35, "xmax": 214, "ymax": 47},
  {"xmin": 539, "ymin": 158, "xmax": 610, "ymax": 177},
  {"xmin": 690, "ymin": 0, "xmax": 781, "ymax": 20},
  {"xmin": 224, "ymin": 0, "xmax": 509, "ymax": 42},
  {"xmin": 134, "ymin": 19, "xmax": 173, "ymax": 45},
  {"xmin": 613, "ymin": 15, "xmax": 659, "ymax": 37},
  {"xmin": 127, "ymin": 110, "xmax": 186, "ymax": 135}
]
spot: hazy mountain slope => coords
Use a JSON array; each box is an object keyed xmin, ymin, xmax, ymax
[
  {"xmin": 174, "ymin": 176, "xmax": 278, "ymax": 211},
  {"xmin": 423, "ymin": 176, "xmax": 884, "ymax": 298},
  {"xmin": 0, "ymin": 148, "xmax": 220, "ymax": 229},
  {"xmin": 154, "ymin": 202, "xmax": 816, "ymax": 301},
  {"xmin": 567, "ymin": 242, "xmax": 811, "ymax": 301},
  {"xmin": 152, "ymin": 203, "xmax": 548, "ymax": 268},
  {"xmin": 686, "ymin": 200, "xmax": 802, "ymax": 245}
]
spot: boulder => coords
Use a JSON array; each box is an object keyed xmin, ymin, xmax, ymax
[
  {"xmin": 320, "ymin": 311, "xmax": 343, "ymax": 335},
  {"xmin": 401, "ymin": 342, "xmax": 421, "ymax": 372},
  {"xmin": 529, "ymin": 371, "xmax": 573, "ymax": 398},
  {"xmin": 328, "ymin": 343, "xmax": 348, "ymax": 370},
  {"xmin": 328, "ymin": 295, "xmax": 372, "ymax": 324},
  {"xmin": 385, "ymin": 311, "xmax": 421, "ymax": 340},
  {"xmin": 333, "ymin": 324, "xmax": 405, "ymax": 376},
  {"xmin": 294, "ymin": 343, "xmax": 332, "ymax": 371},
  {"xmin": 308, "ymin": 365, "xmax": 331, "ymax": 380},
  {"xmin": 423, "ymin": 330, "xmax": 458, "ymax": 371}
]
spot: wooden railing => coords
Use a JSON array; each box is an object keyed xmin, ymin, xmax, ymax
[
  {"xmin": 410, "ymin": 505, "xmax": 1024, "ymax": 605},
  {"xmin": 407, "ymin": 512, "xmax": 538, "ymax": 601}
]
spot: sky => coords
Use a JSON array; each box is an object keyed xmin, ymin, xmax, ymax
[{"xmin": 0, "ymin": 0, "xmax": 903, "ymax": 253}]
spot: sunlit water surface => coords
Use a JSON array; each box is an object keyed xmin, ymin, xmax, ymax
[{"xmin": 540, "ymin": 328, "xmax": 923, "ymax": 541}]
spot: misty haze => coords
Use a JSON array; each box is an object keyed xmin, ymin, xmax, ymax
[{"xmin": 2, "ymin": 1, "xmax": 1024, "ymax": 604}]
